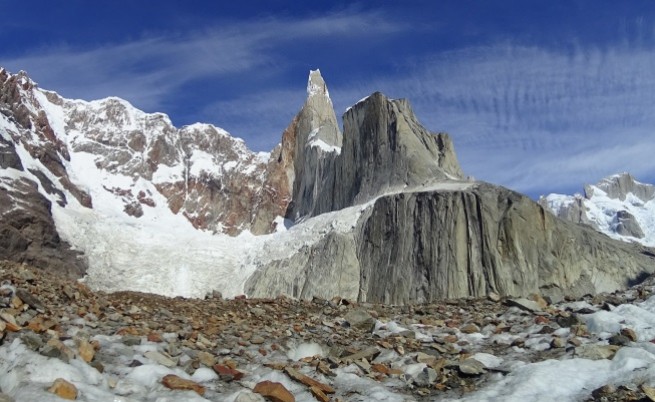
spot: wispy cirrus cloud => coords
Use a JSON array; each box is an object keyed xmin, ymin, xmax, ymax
[
  {"xmin": 0, "ymin": 10, "xmax": 404, "ymax": 110},
  {"xmin": 4, "ymin": 7, "xmax": 655, "ymax": 198},
  {"xmin": 319, "ymin": 42, "xmax": 655, "ymax": 197},
  {"xmin": 202, "ymin": 88, "xmax": 306, "ymax": 151}
]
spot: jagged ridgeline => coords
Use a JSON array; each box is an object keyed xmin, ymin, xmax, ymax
[
  {"xmin": 1, "ymin": 67, "xmax": 654, "ymax": 304},
  {"xmin": 246, "ymin": 71, "xmax": 655, "ymax": 303}
]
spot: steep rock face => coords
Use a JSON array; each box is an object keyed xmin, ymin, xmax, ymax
[
  {"xmin": 0, "ymin": 69, "xmax": 92, "ymax": 208},
  {"xmin": 245, "ymin": 90, "xmax": 655, "ymax": 304},
  {"xmin": 0, "ymin": 69, "xmax": 86, "ymax": 276},
  {"xmin": 333, "ymin": 94, "xmax": 463, "ymax": 211},
  {"xmin": 64, "ymin": 97, "xmax": 275, "ymax": 235},
  {"xmin": 541, "ymin": 173, "xmax": 655, "ymax": 246},
  {"xmin": 357, "ymin": 184, "xmax": 654, "ymax": 304},
  {"xmin": 245, "ymin": 232, "xmax": 360, "ymax": 300},
  {"xmin": 614, "ymin": 210, "xmax": 645, "ymax": 238},
  {"xmin": 246, "ymin": 183, "xmax": 655, "ymax": 304},
  {"xmin": 0, "ymin": 68, "xmax": 288, "ymax": 236},
  {"xmin": 586, "ymin": 173, "xmax": 655, "ymax": 202},
  {"xmin": 284, "ymin": 70, "xmax": 342, "ymax": 221},
  {"xmin": 287, "ymin": 88, "xmax": 464, "ymax": 221},
  {"xmin": 0, "ymin": 175, "xmax": 85, "ymax": 278}
]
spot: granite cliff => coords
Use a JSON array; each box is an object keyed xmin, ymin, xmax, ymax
[
  {"xmin": 246, "ymin": 93, "xmax": 655, "ymax": 303},
  {"xmin": 1, "ymin": 67, "xmax": 654, "ymax": 303}
]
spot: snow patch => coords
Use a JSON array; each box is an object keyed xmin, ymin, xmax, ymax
[
  {"xmin": 287, "ymin": 342, "xmax": 325, "ymax": 361},
  {"xmin": 308, "ymin": 138, "xmax": 341, "ymax": 154}
]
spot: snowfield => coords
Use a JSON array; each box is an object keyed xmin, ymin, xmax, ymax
[{"xmin": 542, "ymin": 175, "xmax": 655, "ymax": 247}]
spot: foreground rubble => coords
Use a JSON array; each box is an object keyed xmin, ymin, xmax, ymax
[{"xmin": 2, "ymin": 260, "xmax": 655, "ymax": 401}]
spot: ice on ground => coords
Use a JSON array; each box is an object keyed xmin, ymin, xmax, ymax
[
  {"xmin": 286, "ymin": 342, "xmax": 325, "ymax": 361},
  {"xmin": 582, "ymin": 295, "xmax": 655, "ymax": 341},
  {"xmin": 471, "ymin": 353, "xmax": 503, "ymax": 369},
  {"xmin": 448, "ymin": 294, "xmax": 655, "ymax": 402}
]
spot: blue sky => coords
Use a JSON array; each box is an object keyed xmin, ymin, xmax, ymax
[{"xmin": 2, "ymin": 1, "xmax": 655, "ymax": 198}]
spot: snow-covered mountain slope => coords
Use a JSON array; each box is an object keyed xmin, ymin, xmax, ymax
[
  {"xmin": 1, "ymin": 68, "xmax": 284, "ymax": 237},
  {"xmin": 540, "ymin": 173, "xmax": 655, "ymax": 247},
  {"xmin": 0, "ymin": 68, "xmax": 277, "ymax": 296},
  {"xmin": 0, "ymin": 67, "xmax": 357, "ymax": 298},
  {"xmin": 2, "ymin": 66, "xmax": 655, "ymax": 304}
]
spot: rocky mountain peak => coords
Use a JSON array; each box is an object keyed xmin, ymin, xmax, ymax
[
  {"xmin": 541, "ymin": 173, "xmax": 655, "ymax": 246},
  {"xmin": 285, "ymin": 84, "xmax": 465, "ymax": 221},
  {"xmin": 301, "ymin": 69, "xmax": 341, "ymax": 149},
  {"xmin": 3, "ymin": 66, "xmax": 655, "ymax": 310},
  {"xmin": 585, "ymin": 172, "xmax": 655, "ymax": 202},
  {"xmin": 306, "ymin": 69, "xmax": 330, "ymax": 99}
]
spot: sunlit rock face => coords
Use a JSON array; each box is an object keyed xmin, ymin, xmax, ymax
[{"xmin": 2, "ymin": 66, "xmax": 655, "ymax": 305}]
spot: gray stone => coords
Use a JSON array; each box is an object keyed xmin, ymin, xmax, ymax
[
  {"xmin": 608, "ymin": 334, "xmax": 631, "ymax": 346},
  {"xmin": 341, "ymin": 347, "xmax": 380, "ymax": 363},
  {"xmin": 555, "ymin": 314, "xmax": 581, "ymax": 328},
  {"xmin": 143, "ymin": 351, "xmax": 176, "ymax": 367},
  {"xmin": 460, "ymin": 323, "xmax": 480, "ymax": 334},
  {"xmin": 39, "ymin": 345, "xmax": 63, "ymax": 360},
  {"xmin": 354, "ymin": 359, "xmax": 371, "ymax": 372},
  {"xmin": 459, "ymin": 358, "xmax": 487, "ymax": 375},
  {"xmin": 413, "ymin": 367, "xmax": 438, "ymax": 387},
  {"xmin": 20, "ymin": 332, "xmax": 44, "ymax": 351},
  {"xmin": 575, "ymin": 345, "xmax": 620, "ymax": 360},
  {"xmin": 0, "ymin": 393, "xmax": 15, "ymax": 402},
  {"xmin": 615, "ymin": 210, "xmax": 645, "ymax": 239},
  {"xmin": 250, "ymin": 179, "xmax": 655, "ymax": 305},
  {"xmin": 591, "ymin": 384, "xmax": 616, "ymax": 399},
  {"xmin": 15, "ymin": 288, "xmax": 45, "ymax": 312},
  {"xmin": 250, "ymin": 307, "xmax": 266, "ymax": 318},
  {"xmin": 506, "ymin": 299, "xmax": 543, "ymax": 313},
  {"xmin": 287, "ymin": 89, "xmax": 463, "ymax": 221},
  {"xmin": 488, "ymin": 292, "xmax": 501, "ymax": 302},
  {"xmin": 121, "ymin": 336, "xmax": 141, "ymax": 346},
  {"xmin": 250, "ymin": 335, "xmax": 266, "ymax": 345},
  {"xmin": 344, "ymin": 309, "xmax": 376, "ymax": 332},
  {"xmin": 245, "ymin": 232, "xmax": 360, "ymax": 300}
]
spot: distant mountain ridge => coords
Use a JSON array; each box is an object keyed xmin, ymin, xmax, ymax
[
  {"xmin": 1, "ymin": 67, "xmax": 654, "ymax": 303},
  {"xmin": 540, "ymin": 173, "xmax": 655, "ymax": 247}
]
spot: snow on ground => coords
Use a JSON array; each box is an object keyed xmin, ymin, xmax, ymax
[
  {"xmin": 7, "ymin": 292, "xmax": 655, "ymax": 401},
  {"xmin": 0, "ymin": 327, "xmax": 408, "ymax": 402},
  {"xmin": 444, "ymin": 294, "xmax": 655, "ymax": 402}
]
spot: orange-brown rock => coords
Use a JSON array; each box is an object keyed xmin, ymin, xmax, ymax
[
  {"xmin": 213, "ymin": 364, "xmax": 244, "ymax": 381},
  {"xmin": 161, "ymin": 374, "xmax": 205, "ymax": 396},
  {"xmin": 78, "ymin": 339, "xmax": 95, "ymax": 363},
  {"xmin": 4, "ymin": 321, "xmax": 21, "ymax": 332},
  {"xmin": 372, "ymin": 363, "xmax": 402, "ymax": 375},
  {"xmin": 47, "ymin": 378, "xmax": 78, "ymax": 400},
  {"xmin": 310, "ymin": 385, "xmax": 329, "ymax": 402},
  {"xmin": 284, "ymin": 367, "xmax": 334, "ymax": 394},
  {"xmin": 253, "ymin": 380, "xmax": 295, "ymax": 402}
]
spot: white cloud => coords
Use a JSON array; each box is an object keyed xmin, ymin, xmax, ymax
[
  {"xmin": 324, "ymin": 43, "xmax": 655, "ymax": 196},
  {"xmin": 0, "ymin": 10, "xmax": 403, "ymax": 110},
  {"xmin": 4, "ymin": 10, "xmax": 655, "ymax": 197}
]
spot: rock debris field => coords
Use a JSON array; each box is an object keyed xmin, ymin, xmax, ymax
[{"xmin": 3, "ymin": 261, "xmax": 655, "ymax": 401}]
